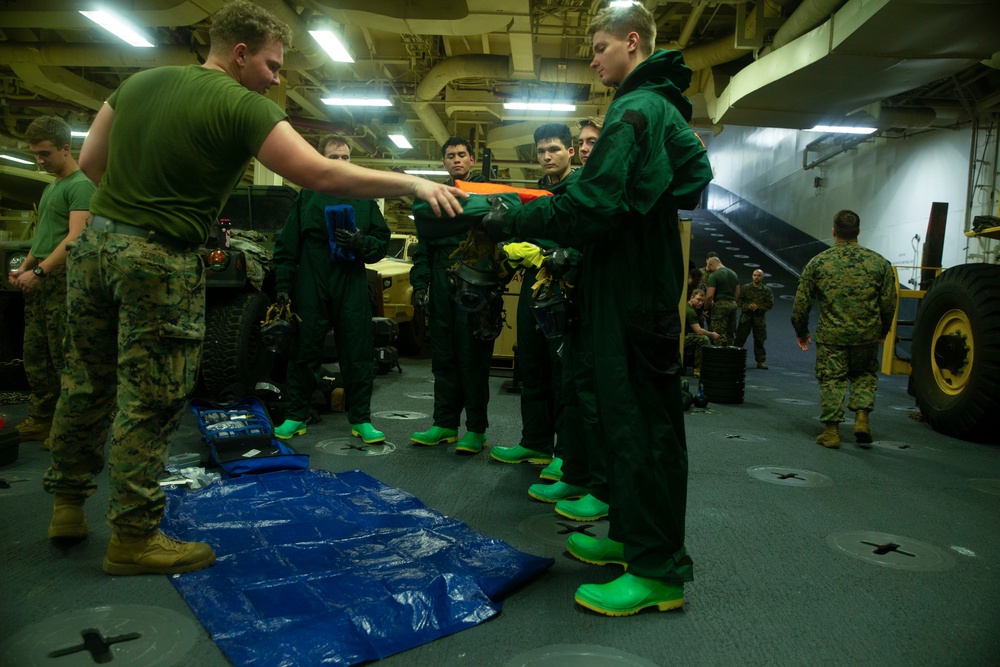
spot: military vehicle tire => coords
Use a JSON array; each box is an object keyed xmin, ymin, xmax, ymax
[
  {"xmin": 0, "ymin": 297, "xmax": 27, "ymax": 390},
  {"xmin": 201, "ymin": 290, "xmax": 273, "ymax": 398},
  {"xmin": 397, "ymin": 309, "xmax": 426, "ymax": 355},
  {"xmin": 911, "ymin": 263, "xmax": 1000, "ymax": 442}
]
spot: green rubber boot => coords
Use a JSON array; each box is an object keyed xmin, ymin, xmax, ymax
[
  {"xmin": 275, "ymin": 419, "xmax": 307, "ymax": 440},
  {"xmin": 574, "ymin": 573, "xmax": 684, "ymax": 617},
  {"xmin": 410, "ymin": 426, "xmax": 458, "ymax": 446},
  {"xmin": 527, "ymin": 480, "xmax": 588, "ymax": 503},
  {"xmin": 351, "ymin": 422, "xmax": 386, "ymax": 444},
  {"xmin": 455, "ymin": 431, "xmax": 487, "ymax": 454},
  {"xmin": 555, "ymin": 494, "xmax": 609, "ymax": 521},
  {"xmin": 566, "ymin": 534, "xmax": 626, "ymax": 568},
  {"xmin": 538, "ymin": 457, "xmax": 563, "ymax": 481},
  {"xmin": 489, "ymin": 444, "xmax": 552, "ymax": 465}
]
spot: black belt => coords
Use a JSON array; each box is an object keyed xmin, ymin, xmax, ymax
[{"xmin": 90, "ymin": 215, "xmax": 195, "ymax": 252}]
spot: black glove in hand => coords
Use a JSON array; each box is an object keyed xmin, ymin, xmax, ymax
[
  {"xmin": 541, "ymin": 248, "xmax": 571, "ymax": 279},
  {"xmin": 479, "ymin": 195, "xmax": 512, "ymax": 242},
  {"xmin": 412, "ymin": 288, "xmax": 429, "ymax": 309},
  {"xmin": 275, "ymin": 291, "xmax": 290, "ymax": 307},
  {"xmin": 334, "ymin": 228, "xmax": 364, "ymax": 251}
]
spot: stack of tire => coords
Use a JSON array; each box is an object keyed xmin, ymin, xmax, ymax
[{"xmin": 701, "ymin": 346, "xmax": 746, "ymax": 404}]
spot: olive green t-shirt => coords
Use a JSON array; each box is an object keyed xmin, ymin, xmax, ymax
[
  {"xmin": 89, "ymin": 65, "xmax": 287, "ymax": 244},
  {"xmin": 707, "ymin": 266, "xmax": 739, "ymax": 300},
  {"xmin": 32, "ymin": 170, "xmax": 95, "ymax": 259}
]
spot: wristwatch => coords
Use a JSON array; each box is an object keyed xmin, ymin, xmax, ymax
[{"xmin": 33, "ymin": 266, "xmax": 45, "ymax": 277}]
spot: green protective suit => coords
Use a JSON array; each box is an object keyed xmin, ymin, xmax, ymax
[
  {"xmin": 507, "ymin": 49, "xmax": 714, "ymax": 584},
  {"xmin": 511, "ymin": 170, "xmax": 578, "ymax": 456},
  {"xmin": 273, "ymin": 191, "xmax": 389, "ymax": 425},
  {"xmin": 410, "ymin": 172, "xmax": 495, "ymax": 433}
]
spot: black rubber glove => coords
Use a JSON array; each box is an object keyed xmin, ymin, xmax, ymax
[
  {"xmin": 334, "ymin": 228, "xmax": 364, "ymax": 251},
  {"xmin": 479, "ymin": 195, "xmax": 512, "ymax": 242},
  {"xmin": 275, "ymin": 291, "xmax": 290, "ymax": 307},
  {"xmin": 412, "ymin": 288, "xmax": 429, "ymax": 309},
  {"xmin": 541, "ymin": 248, "xmax": 571, "ymax": 279}
]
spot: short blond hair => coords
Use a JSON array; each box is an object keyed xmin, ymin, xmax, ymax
[
  {"xmin": 587, "ymin": 3, "xmax": 656, "ymax": 57},
  {"xmin": 210, "ymin": 0, "xmax": 292, "ymax": 55}
]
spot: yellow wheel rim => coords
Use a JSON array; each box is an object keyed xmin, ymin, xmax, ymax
[{"xmin": 930, "ymin": 309, "xmax": 973, "ymax": 396}]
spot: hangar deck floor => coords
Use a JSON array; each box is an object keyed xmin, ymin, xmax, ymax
[{"xmin": 2, "ymin": 210, "xmax": 998, "ymax": 666}]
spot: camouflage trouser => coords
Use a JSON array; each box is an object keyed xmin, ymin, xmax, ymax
[
  {"xmin": 42, "ymin": 227, "xmax": 205, "ymax": 536},
  {"xmin": 734, "ymin": 313, "xmax": 767, "ymax": 363},
  {"xmin": 22, "ymin": 263, "xmax": 68, "ymax": 424},
  {"xmin": 710, "ymin": 299, "xmax": 737, "ymax": 346},
  {"xmin": 814, "ymin": 342, "xmax": 879, "ymax": 423},
  {"xmin": 684, "ymin": 333, "xmax": 709, "ymax": 371}
]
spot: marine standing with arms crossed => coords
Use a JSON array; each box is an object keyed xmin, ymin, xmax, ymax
[{"xmin": 42, "ymin": 0, "xmax": 464, "ymax": 575}]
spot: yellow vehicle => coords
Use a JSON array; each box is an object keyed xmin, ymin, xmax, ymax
[
  {"xmin": 366, "ymin": 233, "xmax": 425, "ymax": 355},
  {"xmin": 881, "ymin": 222, "xmax": 1000, "ymax": 442}
]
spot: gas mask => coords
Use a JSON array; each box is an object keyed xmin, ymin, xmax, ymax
[
  {"xmin": 260, "ymin": 317, "xmax": 295, "ymax": 354},
  {"xmin": 447, "ymin": 262, "xmax": 505, "ymax": 340},
  {"xmin": 531, "ymin": 282, "xmax": 576, "ymax": 339}
]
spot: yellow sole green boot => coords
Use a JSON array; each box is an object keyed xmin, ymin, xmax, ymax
[
  {"xmin": 555, "ymin": 494, "xmax": 609, "ymax": 521},
  {"xmin": 411, "ymin": 426, "xmax": 458, "ymax": 446},
  {"xmin": 455, "ymin": 431, "xmax": 487, "ymax": 454},
  {"xmin": 275, "ymin": 419, "xmax": 307, "ymax": 440},
  {"xmin": 566, "ymin": 534, "xmax": 626, "ymax": 568},
  {"xmin": 575, "ymin": 573, "xmax": 684, "ymax": 617},
  {"xmin": 489, "ymin": 444, "xmax": 552, "ymax": 464},
  {"xmin": 538, "ymin": 457, "xmax": 563, "ymax": 481},
  {"xmin": 527, "ymin": 480, "xmax": 588, "ymax": 503},
  {"xmin": 351, "ymin": 422, "xmax": 386, "ymax": 444}
]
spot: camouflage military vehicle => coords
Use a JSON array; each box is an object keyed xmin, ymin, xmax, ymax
[
  {"xmin": 199, "ymin": 184, "xmax": 296, "ymax": 397},
  {"xmin": 0, "ymin": 235, "xmax": 32, "ymax": 389}
]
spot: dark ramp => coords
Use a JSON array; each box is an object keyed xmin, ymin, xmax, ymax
[{"xmin": 160, "ymin": 469, "xmax": 554, "ymax": 667}]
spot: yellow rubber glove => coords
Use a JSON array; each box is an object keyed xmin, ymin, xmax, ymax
[{"xmin": 499, "ymin": 241, "xmax": 545, "ymax": 269}]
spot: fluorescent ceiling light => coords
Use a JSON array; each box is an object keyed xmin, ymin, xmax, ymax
[
  {"xmin": 80, "ymin": 10, "xmax": 154, "ymax": 47},
  {"xmin": 807, "ymin": 125, "xmax": 877, "ymax": 135},
  {"xmin": 0, "ymin": 154, "xmax": 33, "ymax": 165},
  {"xmin": 321, "ymin": 97, "xmax": 393, "ymax": 107},
  {"xmin": 504, "ymin": 102, "xmax": 577, "ymax": 112},
  {"xmin": 71, "ymin": 131, "xmax": 89, "ymax": 138},
  {"xmin": 309, "ymin": 30, "xmax": 354, "ymax": 63},
  {"xmin": 404, "ymin": 169, "xmax": 449, "ymax": 176},
  {"xmin": 388, "ymin": 134, "xmax": 413, "ymax": 149}
]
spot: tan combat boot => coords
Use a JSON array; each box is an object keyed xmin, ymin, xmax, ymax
[
  {"xmin": 103, "ymin": 530, "xmax": 216, "ymax": 576},
  {"xmin": 854, "ymin": 410, "xmax": 873, "ymax": 446},
  {"xmin": 48, "ymin": 494, "xmax": 88, "ymax": 539},
  {"xmin": 816, "ymin": 422, "xmax": 840, "ymax": 448}
]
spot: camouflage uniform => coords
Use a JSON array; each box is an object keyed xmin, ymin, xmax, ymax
[
  {"xmin": 791, "ymin": 240, "xmax": 896, "ymax": 423},
  {"xmin": 23, "ymin": 170, "xmax": 94, "ymax": 427},
  {"xmin": 684, "ymin": 303, "xmax": 709, "ymax": 372},
  {"xmin": 42, "ymin": 229, "xmax": 204, "ymax": 535},
  {"xmin": 707, "ymin": 265, "xmax": 739, "ymax": 345},
  {"xmin": 734, "ymin": 282, "xmax": 773, "ymax": 364}
]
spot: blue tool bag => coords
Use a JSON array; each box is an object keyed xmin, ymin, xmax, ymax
[{"xmin": 189, "ymin": 396, "xmax": 309, "ymax": 476}]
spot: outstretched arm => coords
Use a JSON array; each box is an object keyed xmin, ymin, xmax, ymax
[{"xmin": 257, "ymin": 121, "xmax": 466, "ymax": 217}]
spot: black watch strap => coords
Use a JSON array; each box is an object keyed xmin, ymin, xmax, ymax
[{"xmin": 33, "ymin": 266, "xmax": 45, "ymax": 277}]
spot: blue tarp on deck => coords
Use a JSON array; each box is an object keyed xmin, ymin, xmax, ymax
[{"xmin": 161, "ymin": 469, "xmax": 553, "ymax": 666}]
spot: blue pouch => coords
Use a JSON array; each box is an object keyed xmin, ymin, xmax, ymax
[
  {"xmin": 189, "ymin": 397, "xmax": 309, "ymax": 476},
  {"xmin": 325, "ymin": 204, "xmax": 358, "ymax": 262}
]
